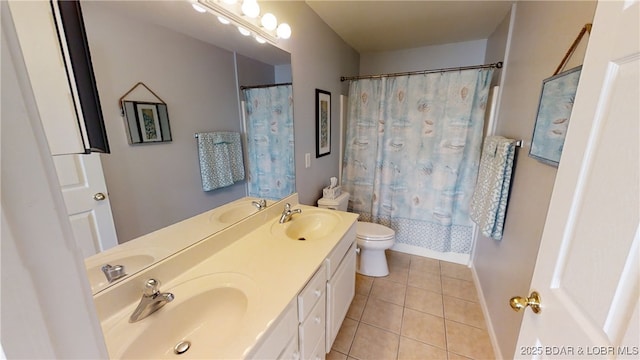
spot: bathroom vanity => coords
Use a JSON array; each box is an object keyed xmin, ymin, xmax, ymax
[{"xmin": 90, "ymin": 194, "xmax": 358, "ymax": 359}]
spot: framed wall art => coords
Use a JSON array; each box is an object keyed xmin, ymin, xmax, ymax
[
  {"xmin": 122, "ymin": 101, "xmax": 172, "ymax": 144},
  {"xmin": 316, "ymin": 89, "xmax": 331, "ymax": 157},
  {"xmin": 529, "ymin": 66, "xmax": 582, "ymax": 166}
]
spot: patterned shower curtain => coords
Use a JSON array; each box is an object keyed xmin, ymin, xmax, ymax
[
  {"xmin": 342, "ymin": 69, "xmax": 493, "ymax": 254},
  {"xmin": 242, "ymin": 84, "xmax": 295, "ymax": 199}
]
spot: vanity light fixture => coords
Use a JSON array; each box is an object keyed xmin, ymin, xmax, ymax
[
  {"xmin": 240, "ymin": 0, "xmax": 260, "ymax": 18},
  {"xmin": 191, "ymin": 0, "xmax": 291, "ymax": 45},
  {"xmin": 238, "ymin": 26, "xmax": 251, "ymax": 36},
  {"xmin": 192, "ymin": 2, "xmax": 207, "ymax": 13}
]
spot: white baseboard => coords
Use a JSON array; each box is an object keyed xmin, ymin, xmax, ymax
[
  {"xmin": 470, "ymin": 264, "xmax": 503, "ymax": 360},
  {"xmin": 390, "ymin": 243, "xmax": 470, "ymax": 265}
]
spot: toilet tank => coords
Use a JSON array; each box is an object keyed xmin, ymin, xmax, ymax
[{"xmin": 317, "ymin": 192, "xmax": 350, "ymax": 211}]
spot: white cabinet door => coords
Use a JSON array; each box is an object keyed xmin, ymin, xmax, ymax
[
  {"xmin": 326, "ymin": 242, "xmax": 356, "ymax": 352},
  {"xmin": 8, "ymin": 0, "xmax": 88, "ymax": 155},
  {"xmin": 514, "ymin": 1, "xmax": 639, "ymax": 357},
  {"xmin": 53, "ymin": 153, "xmax": 117, "ymax": 257}
]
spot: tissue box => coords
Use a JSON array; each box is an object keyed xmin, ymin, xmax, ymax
[{"xmin": 323, "ymin": 185, "xmax": 342, "ymax": 199}]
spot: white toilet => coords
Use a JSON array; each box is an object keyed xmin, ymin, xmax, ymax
[{"xmin": 318, "ymin": 192, "xmax": 395, "ymax": 277}]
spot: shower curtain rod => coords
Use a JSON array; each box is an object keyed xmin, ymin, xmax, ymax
[
  {"xmin": 239, "ymin": 82, "xmax": 292, "ymax": 90},
  {"xmin": 340, "ymin": 61, "xmax": 503, "ymax": 82}
]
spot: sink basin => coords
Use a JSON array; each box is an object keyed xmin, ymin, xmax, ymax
[
  {"xmin": 210, "ymin": 202, "xmax": 260, "ymax": 224},
  {"xmin": 86, "ymin": 254, "xmax": 155, "ymax": 293},
  {"xmin": 271, "ymin": 210, "xmax": 342, "ymax": 241},
  {"xmin": 108, "ymin": 273, "xmax": 259, "ymax": 359}
]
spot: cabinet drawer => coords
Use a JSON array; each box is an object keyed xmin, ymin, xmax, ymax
[
  {"xmin": 298, "ymin": 263, "xmax": 326, "ymax": 321},
  {"xmin": 299, "ymin": 293, "xmax": 326, "ymax": 360}
]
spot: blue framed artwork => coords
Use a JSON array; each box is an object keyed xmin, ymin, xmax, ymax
[{"xmin": 529, "ymin": 66, "xmax": 582, "ymax": 167}]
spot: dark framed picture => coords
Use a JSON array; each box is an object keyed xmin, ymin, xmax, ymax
[
  {"xmin": 316, "ymin": 89, "xmax": 331, "ymax": 157},
  {"xmin": 122, "ymin": 101, "xmax": 172, "ymax": 144},
  {"xmin": 529, "ymin": 66, "xmax": 582, "ymax": 166}
]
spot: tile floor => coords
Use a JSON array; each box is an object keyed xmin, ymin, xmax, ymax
[{"xmin": 327, "ymin": 250, "xmax": 495, "ymax": 360}]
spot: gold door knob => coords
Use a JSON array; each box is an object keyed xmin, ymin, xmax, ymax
[
  {"xmin": 93, "ymin": 192, "xmax": 106, "ymax": 201},
  {"xmin": 510, "ymin": 291, "xmax": 541, "ymax": 314}
]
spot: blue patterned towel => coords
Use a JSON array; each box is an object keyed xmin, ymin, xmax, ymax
[
  {"xmin": 197, "ymin": 132, "xmax": 245, "ymax": 191},
  {"xmin": 469, "ymin": 136, "xmax": 516, "ymax": 240}
]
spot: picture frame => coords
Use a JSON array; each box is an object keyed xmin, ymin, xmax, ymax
[
  {"xmin": 316, "ymin": 89, "xmax": 331, "ymax": 157},
  {"xmin": 122, "ymin": 101, "xmax": 172, "ymax": 144},
  {"xmin": 529, "ymin": 66, "xmax": 582, "ymax": 166}
]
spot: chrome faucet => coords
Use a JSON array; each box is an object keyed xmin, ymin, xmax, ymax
[
  {"xmin": 101, "ymin": 264, "xmax": 127, "ymax": 283},
  {"xmin": 129, "ymin": 279, "xmax": 174, "ymax": 323},
  {"xmin": 252, "ymin": 199, "xmax": 267, "ymax": 210},
  {"xmin": 279, "ymin": 203, "xmax": 302, "ymax": 223}
]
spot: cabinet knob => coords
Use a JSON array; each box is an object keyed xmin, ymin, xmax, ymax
[
  {"xmin": 314, "ymin": 289, "xmax": 321, "ymax": 297},
  {"xmin": 314, "ymin": 316, "xmax": 321, "ymax": 324}
]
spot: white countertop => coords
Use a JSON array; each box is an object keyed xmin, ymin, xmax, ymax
[{"xmin": 93, "ymin": 196, "xmax": 358, "ymax": 359}]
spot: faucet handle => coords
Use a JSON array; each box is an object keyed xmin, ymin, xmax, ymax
[
  {"xmin": 143, "ymin": 279, "xmax": 160, "ymax": 296},
  {"xmin": 284, "ymin": 203, "xmax": 291, "ymax": 211},
  {"xmin": 101, "ymin": 264, "xmax": 126, "ymax": 283}
]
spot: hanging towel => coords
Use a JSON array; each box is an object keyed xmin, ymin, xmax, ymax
[
  {"xmin": 469, "ymin": 136, "xmax": 517, "ymax": 240},
  {"xmin": 196, "ymin": 132, "xmax": 245, "ymax": 191}
]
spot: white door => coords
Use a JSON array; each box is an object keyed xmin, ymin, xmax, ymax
[
  {"xmin": 52, "ymin": 153, "xmax": 118, "ymax": 258},
  {"xmin": 514, "ymin": 1, "xmax": 639, "ymax": 358}
]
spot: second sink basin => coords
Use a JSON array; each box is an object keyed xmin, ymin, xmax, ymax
[
  {"xmin": 107, "ymin": 273, "xmax": 260, "ymax": 359},
  {"xmin": 271, "ymin": 210, "xmax": 342, "ymax": 241},
  {"xmin": 209, "ymin": 202, "xmax": 260, "ymax": 224}
]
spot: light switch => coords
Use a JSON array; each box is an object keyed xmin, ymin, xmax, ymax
[{"xmin": 305, "ymin": 153, "xmax": 311, "ymax": 168}]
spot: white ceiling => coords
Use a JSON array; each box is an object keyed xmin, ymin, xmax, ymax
[{"xmin": 305, "ymin": 0, "xmax": 514, "ymax": 53}]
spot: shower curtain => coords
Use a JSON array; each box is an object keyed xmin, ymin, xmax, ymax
[
  {"xmin": 342, "ymin": 69, "xmax": 493, "ymax": 254},
  {"xmin": 242, "ymin": 84, "xmax": 295, "ymax": 199}
]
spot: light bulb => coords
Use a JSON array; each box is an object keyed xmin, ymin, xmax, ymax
[
  {"xmin": 241, "ymin": 0, "xmax": 260, "ymax": 18},
  {"xmin": 261, "ymin": 13, "xmax": 277, "ymax": 31},
  {"xmin": 276, "ymin": 23, "xmax": 291, "ymax": 39},
  {"xmin": 255, "ymin": 36, "xmax": 266, "ymax": 44},
  {"xmin": 217, "ymin": 16, "xmax": 230, "ymax": 25},
  {"xmin": 191, "ymin": 3, "xmax": 206, "ymax": 13},
  {"xmin": 237, "ymin": 26, "xmax": 251, "ymax": 36}
]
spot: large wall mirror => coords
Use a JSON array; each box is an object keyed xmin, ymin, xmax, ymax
[{"xmin": 78, "ymin": 0, "xmax": 294, "ymax": 294}]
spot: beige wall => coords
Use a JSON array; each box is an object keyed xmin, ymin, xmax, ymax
[{"xmin": 473, "ymin": 1, "xmax": 596, "ymax": 358}]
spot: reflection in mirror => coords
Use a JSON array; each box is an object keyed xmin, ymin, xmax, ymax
[
  {"xmin": 78, "ymin": 0, "xmax": 293, "ymax": 294},
  {"xmin": 237, "ymin": 54, "xmax": 295, "ymax": 199}
]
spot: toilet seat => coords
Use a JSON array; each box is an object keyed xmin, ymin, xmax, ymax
[{"xmin": 356, "ymin": 222, "xmax": 395, "ymax": 241}]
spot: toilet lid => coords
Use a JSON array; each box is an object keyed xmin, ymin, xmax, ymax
[{"xmin": 357, "ymin": 222, "xmax": 395, "ymax": 241}]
